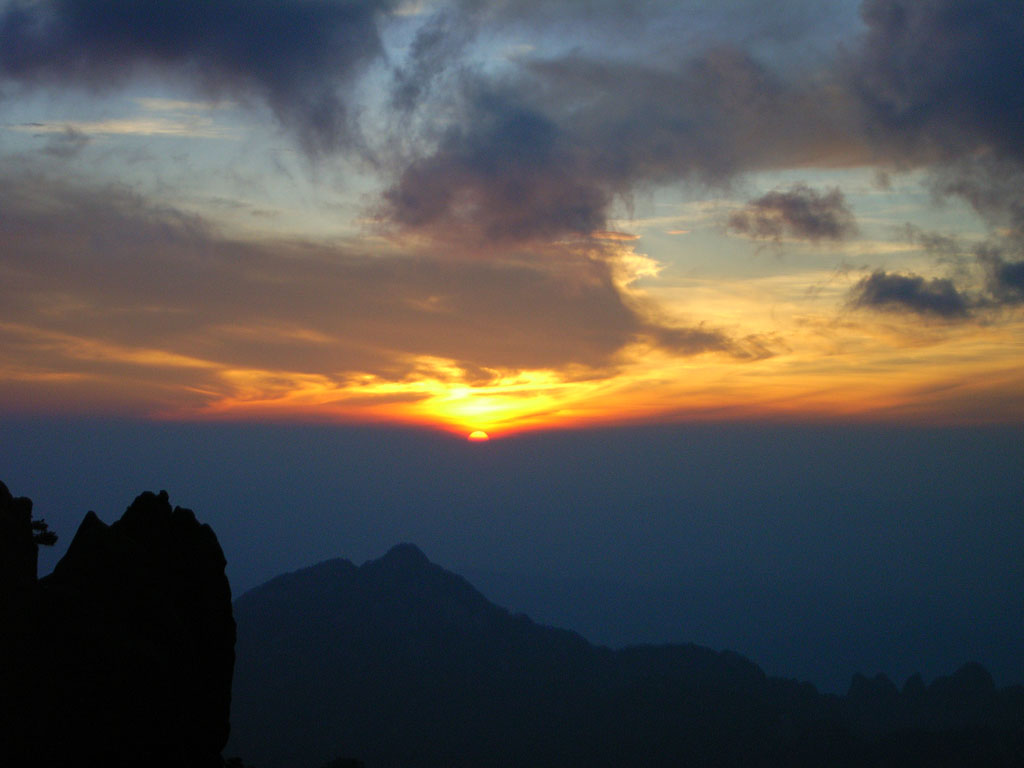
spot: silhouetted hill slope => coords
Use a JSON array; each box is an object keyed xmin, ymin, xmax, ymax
[
  {"xmin": 0, "ymin": 482, "xmax": 235, "ymax": 768},
  {"xmin": 230, "ymin": 545, "xmax": 1024, "ymax": 768}
]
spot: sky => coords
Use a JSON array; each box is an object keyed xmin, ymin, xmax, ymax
[
  {"xmin": 1, "ymin": 0, "xmax": 1023, "ymax": 692},
  {"xmin": 1, "ymin": 0, "xmax": 1022, "ymax": 433}
]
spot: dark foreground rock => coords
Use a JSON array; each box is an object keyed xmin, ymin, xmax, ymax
[{"xmin": 0, "ymin": 481, "xmax": 235, "ymax": 768}]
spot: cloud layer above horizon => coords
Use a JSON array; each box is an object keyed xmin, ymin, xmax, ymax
[{"xmin": 1, "ymin": 0, "xmax": 1022, "ymax": 432}]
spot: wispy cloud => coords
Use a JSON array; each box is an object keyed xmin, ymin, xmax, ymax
[
  {"xmin": 134, "ymin": 98, "xmax": 232, "ymax": 112},
  {"xmin": 12, "ymin": 117, "xmax": 231, "ymax": 138}
]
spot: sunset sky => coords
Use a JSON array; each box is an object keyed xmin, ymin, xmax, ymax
[
  {"xmin": 1, "ymin": 0, "xmax": 1021, "ymax": 436},
  {"xmin": 2, "ymin": 0, "xmax": 1024, "ymax": 693}
]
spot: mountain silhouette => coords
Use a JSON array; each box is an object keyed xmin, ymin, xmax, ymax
[
  {"xmin": 0, "ymin": 481, "xmax": 235, "ymax": 768},
  {"xmin": 229, "ymin": 544, "xmax": 1024, "ymax": 768}
]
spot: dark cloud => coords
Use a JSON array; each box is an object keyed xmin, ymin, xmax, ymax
[
  {"xmin": 382, "ymin": 48, "xmax": 856, "ymax": 244},
  {"xmin": 978, "ymin": 248, "xmax": 1024, "ymax": 306},
  {"xmin": 533, "ymin": 46, "xmax": 865, "ymax": 186},
  {"xmin": 846, "ymin": 0, "xmax": 1024, "ymax": 238},
  {"xmin": 382, "ymin": 0, "xmax": 1024, "ymax": 251},
  {"xmin": 854, "ymin": 225, "xmax": 1024, "ymax": 320},
  {"xmin": 849, "ymin": 270, "xmax": 970, "ymax": 319},
  {"xmin": 894, "ymin": 225, "xmax": 1024, "ymax": 311},
  {"xmin": 727, "ymin": 185, "xmax": 857, "ymax": 242},
  {"xmin": 466, "ymin": 0, "xmax": 861, "ymax": 68},
  {"xmin": 992, "ymin": 260, "xmax": 1024, "ymax": 299},
  {"xmin": 6, "ymin": 0, "xmax": 1019, "ymax": 237},
  {"xmin": 0, "ymin": 0, "xmax": 398, "ymax": 153},
  {"xmin": 3, "ymin": 0, "xmax": 1020, "ymax": 179},
  {"xmin": 850, "ymin": 0, "xmax": 1024, "ymax": 164},
  {"xmin": 383, "ymin": 84, "xmax": 611, "ymax": 243}
]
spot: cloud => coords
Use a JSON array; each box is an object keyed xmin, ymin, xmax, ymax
[
  {"xmin": 3, "ymin": 0, "xmax": 1020, "ymax": 181},
  {"xmin": 5, "ymin": 1, "xmax": 1022, "ymax": 347},
  {"xmin": 644, "ymin": 325, "xmax": 778, "ymax": 360},
  {"xmin": 849, "ymin": 270, "xmax": 971, "ymax": 319},
  {"xmin": 5, "ymin": 0, "xmax": 1019, "ymax": 211},
  {"xmin": 382, "ymin": 89, "xmax": 611, "ymax": 243},
  {"xmin": 15, "ymin": 117, "xmax": 229, "ymax": 139},
  {"xmin": 381, "ymin": 45, "xmax": 857, "ymax": 246},
  {"xmin": 374, "ymin": 3, "xmax": 1021, "ymax": 343},
  {"xmin": 533, "ymin": 47, "xmax": 858, "ymax": 183},
  {"xmin": 0, "ymin": 0, "xmax": 399, "ymax": 152},
  {"xmin": 727, "ymin": 185, "xmax": 858, "ymax": 242},
  {"xmin": 135, "ymin": 98, "xmax": 228, "ymax": 112},
  {"xmin": 979, "ymin": 248, "xmax": 1024, "ymax": 306},
  {"xmin": 642, "ymin": 325, "xmax": 733, "ymax": 356},
  {"xmin": 849, "ymin": 0, "xmax": 1024, "ymax": 164},
  {"xmin": 389, "ymin": 6, "xmax": 479, "ymax": 114},
  {"xmin": 929, "ymin": 157, "xmax": 1024, "ymax": 236},
  {"xmin": 885, "ymin": 225, "xmax": 1024, "ymax": 312},
  {"xmin": 990, "ymin": 259, "xmax": 1024, "ymax": 301},
  {"xmin": 40, "ymin": 125, "xmax": 91, "ymax": 158},
  {"xmin": 0, "ymin": 173, "xmax": 750, "ymax": 416},
  {"xmin": 845, "ymin": 0, "xmax": 1024, "ymax": 237},
  {"xmin": 379, "ymin": 0, "xmax": 1024, "ymax": 259}
]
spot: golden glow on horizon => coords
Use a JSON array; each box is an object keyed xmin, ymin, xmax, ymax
[
  {"xmin": 3, "ymin": 270, "xmax": 1022, "ymax": 433},
  {"xmin": 171, "ymin": 330, "xmax": 1024, "ymax": 434}
]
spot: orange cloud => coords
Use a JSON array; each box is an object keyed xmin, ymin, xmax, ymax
[{"xmin": 1, "ymin": 174, "xmax": 1021, "ymax": 433}]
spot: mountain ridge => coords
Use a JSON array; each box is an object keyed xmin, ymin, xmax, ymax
[{"xmin": 229, "ymin": 543, "xmax": 1024, "ymax": 768}]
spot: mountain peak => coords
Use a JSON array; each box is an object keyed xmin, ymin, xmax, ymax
[{"xmin": 376, "ymin": 542, "xmax": 430, "ymax": 568}]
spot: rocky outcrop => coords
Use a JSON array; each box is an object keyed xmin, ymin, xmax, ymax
[
  {"xmin": 0, "ymin": 481, "xmax": 37, "ymax": 608},
  {"xmin": 0, "ymin": 484, "xmax": 235, "ymax": 768}
]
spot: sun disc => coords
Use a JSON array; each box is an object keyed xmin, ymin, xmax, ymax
[{"xmin": 467, "ymin": 430, "xmax": 490, "ymax": 441}]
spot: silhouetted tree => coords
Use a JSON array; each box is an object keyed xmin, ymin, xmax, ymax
[{"xmin": 30, "ymin": 518, "xmax": 57, "ymax": 547}]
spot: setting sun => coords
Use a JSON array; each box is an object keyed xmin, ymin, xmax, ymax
[{"xmin": 467, "ymin": 430, "xmax": 490, "ymax": 442}]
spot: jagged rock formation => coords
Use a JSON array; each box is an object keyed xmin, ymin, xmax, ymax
[
  {"xmin": 230, "ymin": 543, "xmax": 1024, "ymax": 768},
  {"xmin": 0, "ymin": 482, "xmax": 236, "ymax": 768}
]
